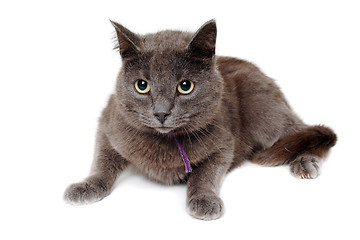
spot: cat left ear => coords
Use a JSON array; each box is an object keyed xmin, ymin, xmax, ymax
[
  {"xmin": 187, "ymin": 19, "xmax": 217, "ymax": 61},
  {"xmin": 110, "ymin": 20, "xmax": 141, "ymax": 59}
]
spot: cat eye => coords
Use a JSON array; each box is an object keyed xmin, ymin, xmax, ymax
[
  {"xmin": 177, "ymin": 80, "xmax": 194, "ymax": 94},
  {"xmin": 135, "ymin": 79, "xmax": 151, "ymax": 94}
]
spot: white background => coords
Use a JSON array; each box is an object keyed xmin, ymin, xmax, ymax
[{"xmin": 0, "ymin": 0, "xmax": 359, "ymax": 239}]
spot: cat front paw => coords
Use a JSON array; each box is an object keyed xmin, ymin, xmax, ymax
[
  {"xmin": 63, "ymin": 180, "xmax": 109, "ymax": 205},
  {"xmin": 187, "ymin": 194, "xmax": 224, "ymax": 220},
  {"xmin": 290, "ymin": 154, "xmax": 321, "ymax": 179}
]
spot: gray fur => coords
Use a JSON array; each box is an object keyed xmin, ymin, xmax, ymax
[{"xmin": 64, "ymin": 20, "xmax": 336, "ymax": 220}]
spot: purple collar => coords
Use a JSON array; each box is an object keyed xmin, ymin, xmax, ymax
[{"xmin": 174, "ymin": 136, "xmax": 192, "ymax": 173}]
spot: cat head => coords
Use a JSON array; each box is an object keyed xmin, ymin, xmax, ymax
[{"xmin": 111, "ymin": 20, "xmax": 223, "ymax": 135}]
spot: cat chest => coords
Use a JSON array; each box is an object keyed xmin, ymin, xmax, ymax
[
  {"xmin": 124, "ymin": 138, "xmax": 184, "ymax": 169},
  {"xmin": 109, "ymin": 133, "xmax": 206, "ymax": 183}
]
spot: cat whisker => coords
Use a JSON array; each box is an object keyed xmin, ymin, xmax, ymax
[
  {"xmin": 189, "ymin": 120, "xmax": 224, "ymax": 154},
  {"xmin": 197, "ymin": 127, "xmax": 224, "ymax": 154},
  {"xmin": 182, "ymin": 126, "xmax": 193, "ymax": 147},
  {"xmin": 186, "ymin": 126, "xmax": 211, "ymax": 162}
]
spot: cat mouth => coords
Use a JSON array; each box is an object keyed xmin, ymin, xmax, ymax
[{"xmin": 154, "ymin": 126, "xmax": 175, "ymax": 134}]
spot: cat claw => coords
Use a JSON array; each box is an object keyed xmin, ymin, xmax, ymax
[
  {"xmin": 290, "ymin": 154, "xmax": 321, "ymax": 179},
  {"xmin": 299, "ymin": 171, "xmax": 311, "ymax": 179}
]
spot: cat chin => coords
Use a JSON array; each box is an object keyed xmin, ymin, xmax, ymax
[{"xmin": 154, "ymin": 127, "xmax": 175, "ymax": 134}]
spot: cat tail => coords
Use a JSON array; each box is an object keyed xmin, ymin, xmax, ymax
[{"xmin": 249, "ymin": 125, "xmax": 337, "ymax": 166}]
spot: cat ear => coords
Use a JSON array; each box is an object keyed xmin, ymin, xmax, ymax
[
  {"xmin": 187, "ymin": 19, "xmax": 217, "ymax": 60},
  {"xmin": 110, "ymin": 20, "xmax": 141, "ymax": 59}
]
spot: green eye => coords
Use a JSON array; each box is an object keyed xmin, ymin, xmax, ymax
[
  {"xmin": 135, "ymin": 79, "xmax": 151, "ymax": 94},
  {"xmin": 177, "ymin": 80, "xmax": 194, "ymax": 94}
]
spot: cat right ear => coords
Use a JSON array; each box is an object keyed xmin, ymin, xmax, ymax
[
  {"xmin": 110, "ymin": 20, "xmax": 141, "ymax": 59},
  {"xmin": 187, "ymin": 19, "xmax": 217, "ymax": 61}
]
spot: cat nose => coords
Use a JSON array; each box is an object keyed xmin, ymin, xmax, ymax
[{"xmin": 154, "ymin": 112, "xmax": 170, "ymax": 124}]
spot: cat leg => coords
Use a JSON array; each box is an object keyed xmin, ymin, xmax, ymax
[
  {"xmin": 250, "ymin": 125, "xmax": 336, "ymax": 179},
  {"xmin": 64, "ymin": 131, "xmax": 128, "ymax": 205},
  {"xmin": 187, "ymin": 152, "xmax": 232, "ymax": 220}
]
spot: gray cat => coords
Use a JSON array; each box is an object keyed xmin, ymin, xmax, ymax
[{"xmin": 64, "ymin": 20, "xmax": 337, "ymax": 220}]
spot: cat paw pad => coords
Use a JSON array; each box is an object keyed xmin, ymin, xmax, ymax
[
  {"xmin": 187, "ymin": 194, "xmax": 224, "ymax": 220},
  {"xmin": 290, "ymin": 155, "xmax": 321, "ymax": 179}
]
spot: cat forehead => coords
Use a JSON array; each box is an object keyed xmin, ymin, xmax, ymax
[{"xmin": 141, "ymin": 30, "xmax": 193, "ymax": 52}]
